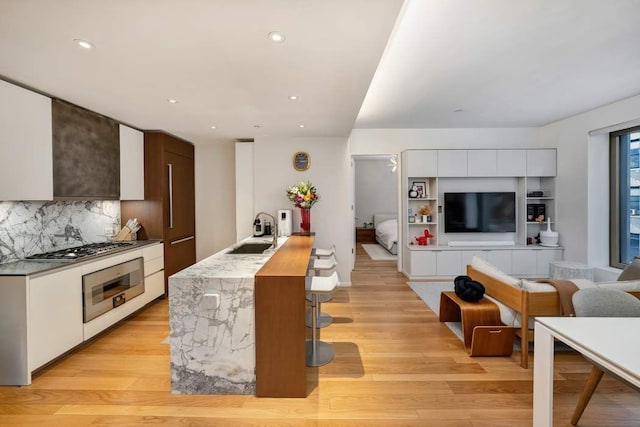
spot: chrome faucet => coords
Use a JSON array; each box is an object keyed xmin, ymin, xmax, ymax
[{"xmin": 254, "ymin": 212, "xmax": 278, "ymax": 248}]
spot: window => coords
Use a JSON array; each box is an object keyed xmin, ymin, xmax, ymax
[{"xmin": 610, "ymin": 126, "xmax": 640, "ymax": 268}]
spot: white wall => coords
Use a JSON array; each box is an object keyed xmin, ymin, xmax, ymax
[
  {"xmin": 194, "ymin": 141, "xmax": 237, "ymax": 261},
  {"xmin": 235, "ymin": 142, "xmax": 254, "ymax": 241},
  {"xmin": 537, "ymin": 93, "xmax": 640, "ymax": 266},
  {"xmin": 350, "ymin": 128, "xmax": 538, "ymax": 155},
  {"xmin": 354, "ymin": 156, "xmax": 398, "ymax": 226},
  {"xmin": 253, "ymin": 136, "xmax": 353, "ymax": 285}
]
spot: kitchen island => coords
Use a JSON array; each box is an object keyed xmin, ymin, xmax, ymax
[{"xmin": 168, "ymin": 235, "xmax": 314, "ymax": 397}]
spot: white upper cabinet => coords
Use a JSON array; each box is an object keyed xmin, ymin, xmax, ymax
[
  {"xmin": 119, "ymin": 124, "xmax": 144, "ymax": 200},
  {"xmin": 526, "ymin": 149, "xmax": 556, "ymax": 177},
  {"xmin": 467, "ymin": 150, "xmax": 497, "ymax": 176},
  {"xmin": 437, "ymin": 150, "xmax": 468, "ymax": 177},
  {"xmin": 404, "ymin": 150, "xmax": 437, "ymax": 177},
  {"xmin": 0, "ymin": 80, "xmax": 53, "ymax": 200},
  {"xmin": 497, "ymin": 150, "xmax": 527, "ymax": 177}
]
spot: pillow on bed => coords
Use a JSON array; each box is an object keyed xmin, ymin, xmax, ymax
[{"xmin": 470, "ymin": 256, "xmax": 521, "ymax": 288}]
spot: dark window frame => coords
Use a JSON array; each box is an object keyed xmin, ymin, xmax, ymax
[{"xmin": 610, "ymin": 125, "xmax": 640, "ymax": 269}]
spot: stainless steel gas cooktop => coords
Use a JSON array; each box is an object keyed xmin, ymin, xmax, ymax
[{"xmin": 26, "ymin": 242, "xmax": 135, "ymax": 261}]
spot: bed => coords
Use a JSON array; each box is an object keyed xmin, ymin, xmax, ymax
[
  {"xmin": 373, "ymin": 214, "xmax": 398, "ymax": 255},
  {"xmin": 466, "ymin": 256, "xmax": 640, "ymax": 368}
]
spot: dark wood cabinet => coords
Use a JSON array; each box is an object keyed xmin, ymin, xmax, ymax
[
  {"xmin": 356, "ymin": 227, "xmax": 376, "ymax": 243},
  {"xmin": 121, "ymin": 132, "xmax": 196, "ymax": 294}
]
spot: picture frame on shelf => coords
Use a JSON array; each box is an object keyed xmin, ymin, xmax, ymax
[{"xmin": 412, "ymin": 181, "xmax": 427, "ymax": 198}]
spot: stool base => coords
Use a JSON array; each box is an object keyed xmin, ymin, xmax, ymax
[
  {"xmin": 305, "ymin": 340, "xmax": 335, "ymax": 367},
  {"xmin": 305, "ymin": 310, "xmax": 332, "ymax": 328}
]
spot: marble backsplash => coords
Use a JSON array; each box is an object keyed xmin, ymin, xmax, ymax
[{"xmin": 0, "ymin": 200, "xmax": 120, "ymax": 263}]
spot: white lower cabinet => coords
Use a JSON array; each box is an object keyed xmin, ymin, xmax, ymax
[
  {"xmin": 406, "ymin": 247, "xmax": 562, "ymax": 279},
  {"xmin": 511, "ymin": 250, "xmax": 537, "ymax": 276},
  {"xmin": 435, "ymin": 251, "xmax": 462, "ymax": 276},
  {"xmin": 29, "ymin": 267, "xmax": 83, "ymax": 371},
  {"xmin": 409, "ymin": 250, "xmax": 436, "ymax": 276},
  {"xmin": 486, "ymin": 250, "xmax": 512, "ymax": 274},
  {"xmin": 536, "ymin": 249, "xmax": 563, "ymax": 276}
]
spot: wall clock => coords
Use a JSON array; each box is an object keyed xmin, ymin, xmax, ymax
[{"xmin": 293, "ymin": 151, "xmax": 310, "ymax": 171}]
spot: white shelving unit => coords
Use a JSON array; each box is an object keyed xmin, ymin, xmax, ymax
[
  {"xmin": 400, "ymin": 149, "xmax": 561, "ymax": 279},
  {"xmin": 407, "ymin": 178, "xmax": 438, "ymax": 246}
]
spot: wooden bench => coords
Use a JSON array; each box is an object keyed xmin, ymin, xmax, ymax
[{"xmin": 439, "ymin": 291, "xmax": 516, "ymax": 357}]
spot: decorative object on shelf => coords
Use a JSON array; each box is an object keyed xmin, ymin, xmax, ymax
[
  {"xmin": 286, "ymin": 180, "xmax": 319, "ymax": 234},
  {"xmin": 539, "ymin": 217, "xmax": 559, "ymax": 247},
  {"xmin": 415, "ymin": 229, "xmax": 434, "ymax": 246},
  {"xmin": 527, "ymin": 190, "xmax": 544, "ymax": 197},
  {"xmin": 408, "ymin": 185, "xmax": 419, "ymax": 198},
  {"xmin": 408, "ymin": 215, "xmax": 415, "ymax": 223},
  {"xmin": 412, "ymin": 181, "xmax": 427, "ymax": 198},
  {"xmin": 418, "ymin": 205, "xmax": 432, "ymax": 223},
  {"xmin": 292, "ymin": 151, "xmax": 310, "ymax": 171},
  {"xmin": 527, "ymin": 204, "xmax": 536, "ymax": 221}
]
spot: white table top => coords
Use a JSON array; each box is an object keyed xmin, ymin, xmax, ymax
[{"xmin": 535, "ymin": 317, "xmax": 640, "ymax": 387}]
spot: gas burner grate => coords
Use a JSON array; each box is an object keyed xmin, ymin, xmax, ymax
[{"xmin": 26, "ymin": 242, "xmax": 135, "ymax": 261}]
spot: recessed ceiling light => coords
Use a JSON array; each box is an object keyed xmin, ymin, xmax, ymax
[
  {"xmin": 210, "ymin": 125, "xmax": 217, "ymax": 129},
  {"xmin": 268, "ymin": 31, "xmax": 285, "ymax": 43},
  {"xmin": 289, "ymin": 95, "xmax": 298, "ymax": 100},
  {"xmin": 453, "ymin": 108, "xmax": 464, "ymax": 113},
  {"xmin": 299, "ymin": 124, "xmax": 305, "ymax": 128},
  {"xmin": 167, "ymin": 99, "xmax": 178, "ymax": 104},
  {"xmin": 74, "ymin": 38, "xmax": 94, "ymax": 49}
]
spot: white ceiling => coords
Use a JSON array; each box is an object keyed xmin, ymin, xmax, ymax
[
  {"xmin": 357, "ymin": 0, "xmax": 640, "ymax": 129},
  {"xmin": 1, "ymin": 0, "xmax": 640, "ymax": 145}
]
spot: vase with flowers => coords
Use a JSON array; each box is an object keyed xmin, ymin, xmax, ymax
[
  {"xmin": 286, "ymin": 181, "xmax": 319, "ymax": 234},
  {"xmin": 418, "ymin": 205, "xmax": 432, "ymax": 223}
]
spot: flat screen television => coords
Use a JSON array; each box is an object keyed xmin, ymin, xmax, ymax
[{"xmin": 444, "ymin": 192, "xmax": 516, "ymax": 233}]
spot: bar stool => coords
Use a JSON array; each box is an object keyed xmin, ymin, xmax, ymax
[
  {"xmin": 306, "ymin": 255, "xmax": 337, "ymax": 328},
  {"xmin": 307, "ymin": 245, "xmax": 336, "ymax": 305},
  {"xmin": 306, "ymin": 271, "xmax": 339, "ymax": 367},
  {"xmin": 312, "ymin": 244, "xmax": 335, "ymax": 259}
]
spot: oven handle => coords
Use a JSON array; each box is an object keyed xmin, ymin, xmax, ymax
[
  {"xmin": 171, "ymin": 235, "xmax": 195, "ymax": 245},
  {"xmin": 168, "ymin": 163, "xmax": 174, "ymax": 229}
]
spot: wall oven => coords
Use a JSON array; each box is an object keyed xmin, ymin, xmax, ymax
[{"xmin": 82, "ymin": 257, "xmax": 144, "ymax": 323}]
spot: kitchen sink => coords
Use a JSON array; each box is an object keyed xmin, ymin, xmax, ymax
[{"xmin": 227, "ymin": 243, "xmax": 273, "ymax": 254}]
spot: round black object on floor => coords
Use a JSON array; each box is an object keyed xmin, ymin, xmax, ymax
[{"xmin": 453, "ymin": 275, "xmax": 486, "ymax": 302}]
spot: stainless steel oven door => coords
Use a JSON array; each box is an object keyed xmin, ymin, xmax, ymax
[{"xmin": 82, "ymin": 257, "xmax": 144, "ymax": 323}]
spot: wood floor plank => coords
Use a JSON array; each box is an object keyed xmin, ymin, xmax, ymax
[{"xmin": 0, "ymin": 243, "xmax": 636, "ymax": 425}]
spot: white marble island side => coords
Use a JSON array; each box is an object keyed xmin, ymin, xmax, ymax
[{"xmin": 168, "ymin": 236, "xmax": 287, "ymax": 395}]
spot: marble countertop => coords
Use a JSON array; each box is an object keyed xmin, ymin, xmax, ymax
[
  {"xmin": 170, "ymin": 236, "xmax": 287, "ymax": 280},
  {"xmin": 0, "ymin": 240, "xmax": 162, "ymax": 277}
]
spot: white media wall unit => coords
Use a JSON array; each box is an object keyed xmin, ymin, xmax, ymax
[{"xmin": 401, "ymin": 149, "xmax": 562, "ymax": 279}]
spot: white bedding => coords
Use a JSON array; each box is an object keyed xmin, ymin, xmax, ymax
[{"xmin": 375, "ymin": 218, "xmax": 398, "ymax": 254}]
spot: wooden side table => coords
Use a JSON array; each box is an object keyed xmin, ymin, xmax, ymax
[
  {"xmin": 439, "ymin": 291, "xmax": 516, "ymax": 357},
  {"xmin": 355, "ymin": 227, "xmax": 376, "ymax": 243}
]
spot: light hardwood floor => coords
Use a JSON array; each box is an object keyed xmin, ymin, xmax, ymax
[{"xmin": 0, "ymin": 245, "xmax": 637, "ymax": 426}]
